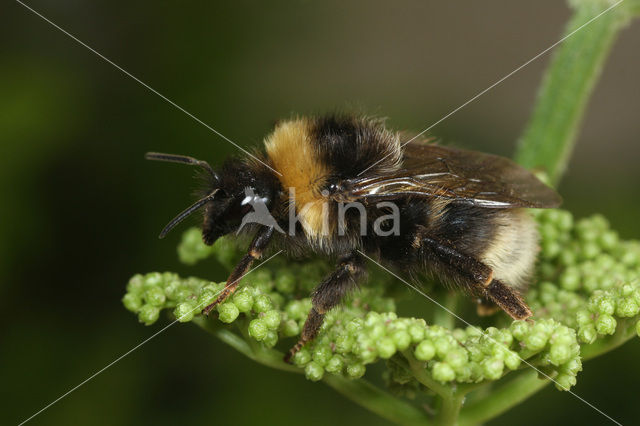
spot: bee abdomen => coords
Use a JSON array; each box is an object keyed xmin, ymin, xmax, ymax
[{"xmin": 479, "ymin": 209, "xmax": 539, "ymax": 291}]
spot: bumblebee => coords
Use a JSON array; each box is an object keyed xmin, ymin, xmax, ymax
[{"xmin": 146, "ymin": 114, "xmax": 561, "ymax": 362}]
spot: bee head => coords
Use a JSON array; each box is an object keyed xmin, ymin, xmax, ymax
[{"xmin": 145, "ymin": 152, "xmax": 278, "ymax": 245}]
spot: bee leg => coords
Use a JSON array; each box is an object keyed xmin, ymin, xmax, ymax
[
  {"xmin": 284, "ymin": 252, "xmax": 366, "ymax": 363},
  {"xmin": 483, "ymin": 279, "xmax": 532, "ymax": 320},
  {"xmin": 202, "ymin": 226, "xmax": 274, "ymax": 315},
  {"xmin": 420, "ymin": 236, "xmax": 532, "ymax": 320}
]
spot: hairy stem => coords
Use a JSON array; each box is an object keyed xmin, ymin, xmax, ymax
[
  {"xmin": 435, "ymin": 393, "xmax": 465, "ymax": 426},
  {"xmin": 399, "ymin": 350, "xmax": 468, "ymax": 425},
  {"xmin": 323, "ymin": 375, "xmax": 432, "ymax": 426},
  {"xmin": 515, "ymin": 0, "xmax": 635, "ymax": 185},
  {"xmin": 194, "ymin": 317, "xmax": 430, "ymax": 425},
  {"xmin": 458, "ymin": 370, "xmax": 550, "ymax": 426}
]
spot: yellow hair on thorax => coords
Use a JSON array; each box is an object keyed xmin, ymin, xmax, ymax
[{"xmin": 264, "ymin": 118, "xmax": 330, "ymax": 239}]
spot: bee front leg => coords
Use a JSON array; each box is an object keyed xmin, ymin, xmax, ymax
[
  {"xmin": 284, "ymin": 252, "xmax": 366, "ymax": 363},
  {"xmin": 202, "ymin": 226, "xmax": 274, "ymax": 315}
]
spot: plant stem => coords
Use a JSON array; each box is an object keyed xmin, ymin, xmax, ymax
[
  {"xmin": 194, "ymin": 317, "xmax": 431, "ymax": 425},
  {"xmin": 323, "ymin": 375, "xmax": 432, "ymax": 426},
  {"xmin": 515, "ymin": 0, "xmax": 635, "ymax": 185},
  {"xmin": 435, "ymin": 393, "xmax": 465, "ymax": 426},
  {"xmin": 399, "ymin": 350, "xmax": 469, "ymax": 425},
  {"xmin": 458, "ymin": 370, "xmax": 550, "ymax": 426}
]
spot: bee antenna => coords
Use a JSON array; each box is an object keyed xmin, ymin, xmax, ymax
[
  {"xmin": 145, "ymin": 152, "xmax": 219, "ymax": 181},
  {"xmin": 158, "ymin": 189, "xmax": 220, "ymax": 239}
]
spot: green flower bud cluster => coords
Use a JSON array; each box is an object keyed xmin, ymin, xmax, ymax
[
  {"xmin": 127, "ymin": 211, "xmax": 639, "ymax": 392},
  {"xmin": 177, "ymin": 228, "xmax": 241, "ymax": 268},
  {"xmin": 530, "ymin": 210, "xmax": 640, "ymax": 344},
  {"xmin": 123, "ymin": 272, "xmax": 223, "ymax": 325},
  {"xmin": 283, "ymin": 287, "xmax": 399, "ymax": 382},
  {"xmin": 509, "ymin": 320, "xmax": 582, "ymax": 390},
  {"xmin": 293, "ymin": 307, "xmax": 580, "ymax": 390},
  {"xmin": 123, "ymin": 271, "xmax": 291, "ymax": 349},
  {"xmin": 178, "ymin": 227, "xmax": 336, "ymax": 292},
  {"xmin": 574, "ymin": 284, "xmax": 640, "ymax": 343},
  {"xmin": 124, "ymin": 272, "xmax": 290, "ymax": 347},
  {"xmin": 125, "ymin": 242, "xmax": 395, "ymax": 355}
]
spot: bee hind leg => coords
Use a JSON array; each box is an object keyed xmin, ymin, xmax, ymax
[
  {"xmin": 484, "ymin": 278, "xmax": 532, "ymax": 320},
  {"xmin": 418, "ymin": 235, "xmax": 532, "ymax": 321},
  {"xmin": 284, "ymin": 251, "xmax": 366, "ymax": 363}
]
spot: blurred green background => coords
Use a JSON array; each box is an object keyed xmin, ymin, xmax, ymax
[{"xmin": 2, "ymin": 1, "xmax": 639, "ymax": 425}]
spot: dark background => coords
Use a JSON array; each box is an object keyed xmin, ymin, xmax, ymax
[{"xmin": 2, "ymin": 1, "xmax": 639, "ymax": 425}]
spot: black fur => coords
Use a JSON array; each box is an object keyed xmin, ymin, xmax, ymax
[
  {"xmin": 148, "ymin": 113, "xmax": 542, "ymax": 362},
  {"xmin": 201, "ymin": 157, "xmax": 281, "ymax": 246},
  {"xmin": 311, "ymin": 114, "xmax": 400, "ymax": 180}
]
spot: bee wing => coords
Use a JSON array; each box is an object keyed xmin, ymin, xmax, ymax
[{"xmin": 342, "ymin": 141, "xmax": 562, "ymax": 208}]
